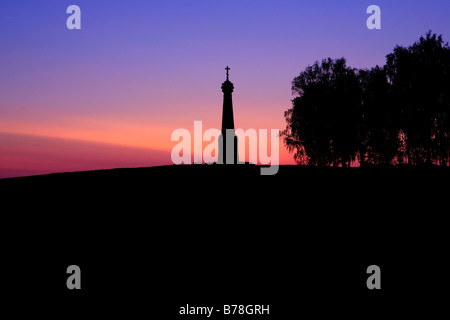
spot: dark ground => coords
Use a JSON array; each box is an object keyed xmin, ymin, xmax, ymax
[{"xmin": 1, "ymin": 165, "xmax": 448, "ymax": 318}]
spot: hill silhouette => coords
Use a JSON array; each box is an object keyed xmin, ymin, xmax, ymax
[
  {"xmin": 2, "ymin": 163, "xmax": 447, "ymax": 232},
  {"xmin": 2, "ymin": 164, "xmax": 449, "ymax": 318}
]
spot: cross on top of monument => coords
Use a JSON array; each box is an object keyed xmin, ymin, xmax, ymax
[{"xmin": 225, "ymin": 66, "xmax": 230, "ymax": 80}]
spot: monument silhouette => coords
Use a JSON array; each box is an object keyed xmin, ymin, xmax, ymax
[{"xmin": 218, "ymin": 66, "xmax": 239, "ymax": 164}]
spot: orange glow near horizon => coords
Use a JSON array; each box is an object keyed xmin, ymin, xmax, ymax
[{"xmin": 0, "ymin": 106, "xmax": 296, "ymax": 178}]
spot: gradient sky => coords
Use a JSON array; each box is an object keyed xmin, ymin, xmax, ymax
[{"xmin": 1, "ymin": 0, "xmax": 450, "ymax": 178}]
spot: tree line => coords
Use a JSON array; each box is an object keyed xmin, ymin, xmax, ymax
[{"xmin": 282, "ymin": 32, "xmax": 450, "ymax": 167}]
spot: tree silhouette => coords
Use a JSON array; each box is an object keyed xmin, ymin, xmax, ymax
[
  {"xmin": 282, "ymin": 31, "xmax": 450, "ymax": 167},
  {"xmin": 282, "ymin": 58, "xmax": 360, "ymax": 166},
  {"xmin": 358, "ymin": 66, "xmax": 400, "ymax": 166},
  {"xmin": 386, "ymin": 31, "xmax": 450, "ymax": 166}
]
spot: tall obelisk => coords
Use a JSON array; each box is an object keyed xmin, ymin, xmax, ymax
[{"xmin": 218, "ymin": 66, "xmax": 238, "ymax": 164}]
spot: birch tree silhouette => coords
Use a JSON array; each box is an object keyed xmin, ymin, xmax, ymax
[{"xmin": 282, "ymin": 32, "xmax": 450, "ymax": 167}]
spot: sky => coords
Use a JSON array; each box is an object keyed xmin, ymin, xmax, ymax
[{"xmin": 1, "ymin": 0, "xmax": 450, "ymax": 178}]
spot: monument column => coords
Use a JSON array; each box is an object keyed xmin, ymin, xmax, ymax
[{"xmin": 219, "ymin": 66, "xmax": 238, "ymax": 164}]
